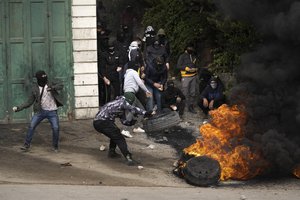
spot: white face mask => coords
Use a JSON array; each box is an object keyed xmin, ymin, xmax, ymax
[{"xmin": 210, "ymin": 82, "xmax": 217, "ymax": 89}]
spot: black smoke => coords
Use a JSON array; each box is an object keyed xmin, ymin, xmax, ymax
[{"xmin": 215, "ymin": 0, "xmax": 300, "ymax": 175}]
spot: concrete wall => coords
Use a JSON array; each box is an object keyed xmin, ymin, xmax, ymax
[{"xmin": 72, "ymin": 0, "xmax": 99, "ymax": 119}]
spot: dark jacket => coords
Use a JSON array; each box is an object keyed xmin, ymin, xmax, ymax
[
  {"xmin": 17, "ymin": 82, "xmax": 64, "ymax": 113},
  {"xmin": 99, "ymin": 51, "xmax": 122, "ymax": 80},
  {"xmin": 200, "ymin": 83, "xmax": 224, "ymax": 102},
  {"xmin": 162, "ymin": 87, "xmax": 185, "ymax": 108},
  {"xmin": 176, "ymin": 52, "xmax": 198, "ymax": 77},
  {"xmin": 144, "ymin": 60, "xmax": 168, "ymax": 87},
  {"xmin": 145, "ymin": 45, "xmax": 169, "ymax": 64}
]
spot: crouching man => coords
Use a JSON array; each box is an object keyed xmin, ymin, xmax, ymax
[{"xmin": 93, "ymin": 96, "xmax": 153, "ymax": 166}]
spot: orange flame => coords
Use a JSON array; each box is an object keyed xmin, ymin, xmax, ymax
[
  {"xmin": 184, "ymin": 104, "xmax": 268, "ymax": 181},
  {"xmin": 293, "ymin": 164, "xmax": 300, "ymax": 178}
]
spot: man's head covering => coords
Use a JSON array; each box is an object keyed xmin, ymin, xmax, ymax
[
  {"xmin": 145, "ymin": 26, "xmax": 154, "ymax": 33},
  {"xmin": 167, "ymin": 80, "xmax": 175, "ymax": 88},
  {"xmin": 157, "ymin": 28, "xmax": 166, "ymax": 36},
  {"xmin": 128, "ymin": 41, "xmax": 139, "ymax": 61},
  {"xmin": 35, "ymin": 70, "xmax": 48, "ymax": 87}
]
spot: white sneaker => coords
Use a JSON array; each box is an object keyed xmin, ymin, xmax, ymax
[
  {"xmin": 133, "ymin": 127, "xmax": 145, "ymax": 133},
  {"xmin": 121, "ymin": 130, "xmax": 133, "ymax": 138}
]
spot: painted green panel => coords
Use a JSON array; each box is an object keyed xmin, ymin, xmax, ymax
[
  {"xmin": 10, "ymin": 43, "xmax": 26, "ymax": 79},
  {"xmin": 30, "ymin": 2, "xmax": 46, "ymax": 37},
  {"xmin": 0, "ymin": 85, "xmax": 5, "ymax": 119},
  {"xmin": 52, "ymin": 2, "xmax": 66, "ymax": 37},
  {"xmin": 0, "ymin": 44, "xmax": 3, "ymax": 79},
  {"xmin": 9, "ymin": 2, "xmax": 24, "ymax": 38},
  {"xmin": 32, "ymin": 43, "xmax": 47, "ymax": 70},
  {"xmin": 53, "ymin": 42, "xmax": 67, "ymax": 76},
  {"xmin": 11, "ymin": 83, "xmax": 30, "ymax": 120},
  {"xmin": 0, "ymin": 2, "xmax": 2, "ymax": 40},
  {"xmin": 1, "ymin": 0, "xmax": 73, "ymax": 123}
]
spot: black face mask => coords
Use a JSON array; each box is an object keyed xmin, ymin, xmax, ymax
[
  {"xmin": 36, "ymin": 71, "xmax": 48, "ymax": 87},
  {"xmin": 187, "ymin": 49, "xmax": 194, "ymax": 54},
  {"xmin": 158, "ymin": 35, "xmax": 165, "ymax": 44},
  {"xmin": 108, "ymin": 47, "xmax": 115, "ymax": 53}
]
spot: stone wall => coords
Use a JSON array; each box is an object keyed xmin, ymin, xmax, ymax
[{"xmin": 72, "ymin": 0, "xmax": 99, "ymax": 119}]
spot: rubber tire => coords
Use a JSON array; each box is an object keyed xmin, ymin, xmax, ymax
[
  {"xmin": 182, "ymin": 156, "xmax": 221, "ymax": 187},
  {"xmin": 143, "ymin": 110, "xmax": 181, "ymax": 132}
]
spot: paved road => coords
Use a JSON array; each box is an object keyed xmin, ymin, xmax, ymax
[{"xmin": 0, "ymin": 184, "xmax": 299, "ymax": 200}]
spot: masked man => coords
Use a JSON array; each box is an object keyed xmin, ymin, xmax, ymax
[
  {"xmin": 13, "ymin": 70, "xmax": 63, "ymax": 152},
  {"xmin": 162, "ymin": 80, "xmax": 186, "ymax": 117},
  {"xmin": 93, "ymin": 96, "xmax": 153, "ymax": 166},
  {"xmin": 99, "ymin": 40, "xmax": 123, "ymax": 103},
  {"xmin": 144, "ymin": 56, "xmax": 168, "ymax": 112},
  {"xmin": 198, "ymin": 76, "xmax": 225, "ymax": 116},
  {"xmin": 176, "ymin": 44, "xmax": 199, "ymax": 114}
]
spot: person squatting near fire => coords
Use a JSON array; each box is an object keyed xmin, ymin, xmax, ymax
[
  {"xmin": 12, "ymin": 70, "xmax": 64, "ymax": 152},
  {"xmin": 93, "ymin": 96, "xmax": 154, "ymax": 166},
  {"xmin": 162, "ymin": 80, "xmax": 186, "ymax": 118},
  {"xmin": 176, "ymin": 44, "xmax": 199, "ymax": 114},
  {"xmin": 198, "ymin": 76, "xmax": 225, "ymax": 119}
]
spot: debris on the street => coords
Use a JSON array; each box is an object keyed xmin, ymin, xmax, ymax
[
  {"xmin": 137, "ymin": 165, "xmax": 144, "ymax": 170},
  {"xmin": 162, "ymin": 136, "xmax": 168, "ymax": 141},
  {"xmin": 60, "ymin": 162, "xmax": 72, "ymax": 167},
  {"xmin": 240, "ymin": 195, "xmax": 247, "ymax": 200},
  {"xmin": 147, "ymin": 144, "xmax": 155, "ymax": 149},
  {"xmin": 173, "ymin": 160, "xmax": 178, "ymax": 167},
  {"xmin": 99, "ymin": 145, "xmax": 106, "ymax": 151}
]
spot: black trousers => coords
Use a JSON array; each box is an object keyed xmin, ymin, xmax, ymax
[
  {"xmin": 198, "ymin": 99, "xmax": 225, "ymax": 115},
  {"xmin": 106, "ymin": 78, "xmax": 121, "ymax": 102},
  {"xmin": 93, "ymin": 119, "xmax": 130, "ymax": 157}
]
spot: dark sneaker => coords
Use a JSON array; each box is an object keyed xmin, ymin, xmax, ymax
[
  {"xmin": 188, "ymin": 105, "xmax": 197, "ymax": 114},
  {"xmin": 108, "ymin": 150, "xmax": 121, "ymax": 158},
  {"xmin": 126, "ymin": 154, "xmax": 140, "ymax": 166},
  {"xmin": 20, "ymin": 143, "xmax": 30, "ymax": 151}
]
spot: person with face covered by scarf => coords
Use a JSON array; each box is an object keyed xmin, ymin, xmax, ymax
[
  {"xmin": 12, "ymin": 70, "xmax": 63, "ymax": 152},
  {"xmin": 177, "ymin": 44, "xmax": 199, "ymax": 114},
  {"xmin": 157, "ymin": 28, "xmax": 171, "ymax": 59},
  {"xmin": 198, "ymin": 76, "xmax": 225, "ymax": 117},
  {"xmin": 162, "ymin": 80, "xmax": 186, "ymax": 117},
  {"xmin": 99, "ymin": 40, "xmax": 123, "ymax": 103},
  {"xmin": 144, "ymin": 56, "xmax": 168, "ymax": 112},
  {"xmin": 145, "ymin": 36, "xmax": 170, "ymax": 70}
]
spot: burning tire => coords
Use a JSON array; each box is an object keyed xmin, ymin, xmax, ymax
[
  {"xmin": 182, "ymin": 156, "xmax": 221, "ymax": 186},
  {"xmin": 143, "ymin": 110, "xmax": 181, "ymax": 132}
]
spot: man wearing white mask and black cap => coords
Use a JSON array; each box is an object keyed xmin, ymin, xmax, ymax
[
  {"xmin": 198, "ymin": 76, "xmax": 225, "ymax": 117},
  {"xmin": 12, "ymin": 70, "xmax": 63, "ymax": 152}
]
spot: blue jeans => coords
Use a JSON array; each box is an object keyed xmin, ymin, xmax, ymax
[
  {"xmin": 25, "ymin": 110, "xmax": 59, "ymax": 148},
  {"xmin": 146, "ymin": 85, "xmax": 162, "ymax": 112}
]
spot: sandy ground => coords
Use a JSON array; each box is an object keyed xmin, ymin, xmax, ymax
[
  {"xmin": 0, "ymin": 109, "xmax": 299, "ymax": 199},
  {"xmin": 0, "ymin": 111, "xmax": 201, "ymax": 187}
]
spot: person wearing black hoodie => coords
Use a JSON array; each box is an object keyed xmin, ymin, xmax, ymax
[
  {"xmin": 144, "ymin": 56, "xmax": 168, "ymax": 112},
  {"xmin": 198, "ymin": 76, "xmax": 225, "ymax": 116},
  {"xmin": 162, "ymin": 80, "xmax": 186, "ymax": 117},
  {"xmin": 12, "ymin": 70, "xmax": 63, "ymax": 152}
]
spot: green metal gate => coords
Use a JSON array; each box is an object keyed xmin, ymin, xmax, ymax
[{"xmin": 0, "ymin": 0, "xmax": 73, "ymax": 123}]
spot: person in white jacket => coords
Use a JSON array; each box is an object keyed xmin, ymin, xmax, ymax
[{"xmin": 122, "ymin": 61, "xmax": 152, "ymax": 136}]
